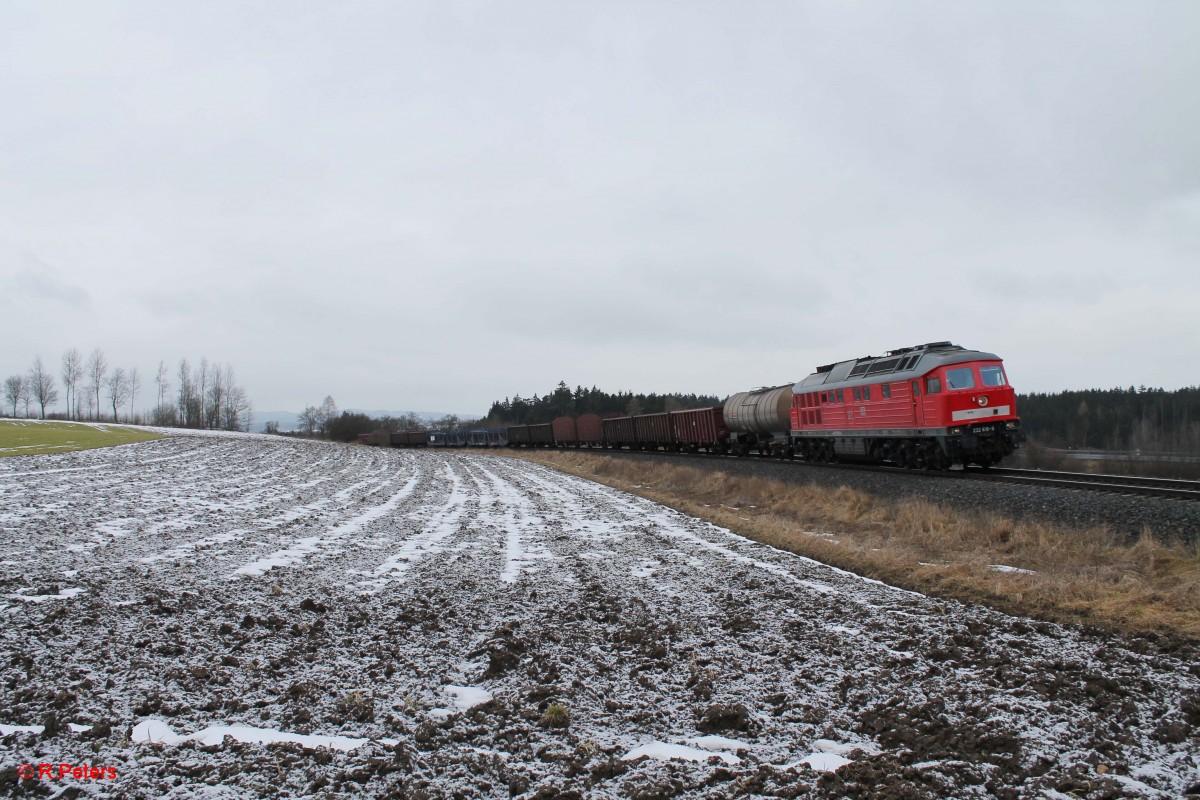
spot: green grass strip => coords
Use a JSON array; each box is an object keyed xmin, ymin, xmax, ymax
[{"xmin": 0, "ymin": 420, "xmax": 166, "ymax": 457}]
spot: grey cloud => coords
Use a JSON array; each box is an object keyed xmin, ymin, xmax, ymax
[{"xmin": 5, "ymin": 254, "xmax": 91, "ymax": 308}]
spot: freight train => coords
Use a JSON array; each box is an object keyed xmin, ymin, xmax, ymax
[{"xmin": 375, "ymin": 342, "xmax": 1022, "ymax": 469}]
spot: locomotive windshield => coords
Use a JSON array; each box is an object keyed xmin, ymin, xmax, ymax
[
  {"xmin": 980, "ymin": 365, "xmax": 1007, "ymax": 387},
  {"xmin": 945, "ymin": 367, "xmax": 975, "ymax": 390}
]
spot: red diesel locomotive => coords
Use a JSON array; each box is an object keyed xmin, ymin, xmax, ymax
[{"xmin": 790, "ymin": 341, "xmax": 1020, "ymax": 468}]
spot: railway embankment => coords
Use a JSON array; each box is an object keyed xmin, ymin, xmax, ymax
[{"xmin": 507, "ymin": 450, "xmax": 1200, "ymax": 640}]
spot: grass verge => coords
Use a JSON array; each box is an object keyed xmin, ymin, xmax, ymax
[
  {"xmin": 507, "ymin": 450, "xmax": 1200, "ymax": 639},
  {"xmin": 0, "ymin": 420, "xmax": 165, "ymax": 457}
]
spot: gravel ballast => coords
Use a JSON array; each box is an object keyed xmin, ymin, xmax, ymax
[{"xmin": 580, "ymin": 450, "xmax": 1200, "ymax": 542}]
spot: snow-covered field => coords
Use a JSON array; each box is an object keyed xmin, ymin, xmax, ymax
[{"xmin": 1, "ymin": 433, "xmax": 1197, "ymax": 798}]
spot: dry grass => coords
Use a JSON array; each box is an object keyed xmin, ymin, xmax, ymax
[{"xmin": 507, "ymin": 450, "xmax": 1200, "ymax": 639}]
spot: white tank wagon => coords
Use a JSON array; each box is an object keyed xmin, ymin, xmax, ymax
[{"xmin": 722, "ymin": 384, "xmax": 794, "ymax": 456}]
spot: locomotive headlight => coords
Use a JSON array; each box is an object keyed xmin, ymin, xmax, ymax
[
  {"xmin": 949, "ymin": 426, "xmax": 962, "ymax": 434},
  {"xmin": 1006, "ymin": 420, "xmax": 1020, "ymax": 429}
]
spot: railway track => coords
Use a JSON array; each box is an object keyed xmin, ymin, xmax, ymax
[
  {"xmin": 960, "ymin": 466, "xmax": 1200, "ymax": 502},
  {"xmin": 519, "ymin": 446, "xmax": 1200, "ymax": 503}
]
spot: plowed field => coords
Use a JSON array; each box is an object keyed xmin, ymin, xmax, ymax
[{"xmin": 1, "ymin": 433, "xmax": 1196, "ymax": 798}]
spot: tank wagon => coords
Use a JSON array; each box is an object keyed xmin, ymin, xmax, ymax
[{"xmin": 723, "ymin": 385, "xmax": 793, "ymax": 457}]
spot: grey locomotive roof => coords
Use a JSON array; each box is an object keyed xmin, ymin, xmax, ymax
[{"xmin": 794, "ymin": 342, "xmax": 1002, "ymax": 392}]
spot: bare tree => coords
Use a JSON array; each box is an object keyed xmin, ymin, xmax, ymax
[
  {"xmin": 300, "ymin": 405, "xmax": 320, "ymax": 435},
  {"xmin": 29, "ymin": 357, "xmax": 60, "ymax": 419},
  {"xmin": 153, "ymin": 361, "xmax": 173, "ymax": 424},
  {"xmin": 107, "ymin": 367, "xmax": 130, "ymax": 422},
  {"xmin": 318, "ymin": 395, "xmax": 338, "ymax": 435},
  {"xmin": 127, "ymin": 367, "xmax": 141, "ymax": 422},
  {"xmin": 3, "ymin": 375, "xmax": 24, "ymax": 417},
  {"xmin": 155, "ymin": 361, "xmax": 169, "ymax": 407},
  {"xmin": 177, "ymin": 358, "xmax": 195, "ymax": 427},
  {"xmin": 223, "ymin": 382, "xmax": 251, "ymax": 431},
  {"xmin": 209, "ymin": 364, "xmax": 226, "ymax": 429},
  {"xmin": 61, "ymin": 349, "xmax": 83, "ymax": 421},
  {"xmin": 197, "ymin": 358, "xmax": 209, "ymax": 428},
  {"xmin": 86, "ymin": 349, "xmax": 107, "ymax": 421}
]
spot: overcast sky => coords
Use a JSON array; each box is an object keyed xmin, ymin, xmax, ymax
[{"xmin": 2, "ymin": 1, "xmax": 1198, "ymax": 416}]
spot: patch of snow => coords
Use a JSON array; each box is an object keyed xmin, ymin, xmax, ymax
[
  {"xmin": 989, "ymin": 564, "xmax": 1036, "ymax": 575},
  {"xmin": 443, "ymin": 685, "xmax": 493, "ymax": 711},
  {"xmin": 812, "ymin": 738, "xmax": 879, "ymax": 756},
  {"xmin": 623, "ymin": 741, "xmax": 740, "ymax": 765},
  {"xmin": 686, "ymin": 735, "xmax": 750, "ymax": 752},
  {"xmin": 131, "ymin": 719, "xmax": 370, "ymax": 751},
  {"xmin": 0, "ymin": 723, "xmax": 44, "ymax": 735},
  {"xmin": 788, "ymin": 752, "xmax": 852, "ymax": 772},
  {"xmin": 8, "ymin": 587, "xmax": 85, "ymax": 603}
]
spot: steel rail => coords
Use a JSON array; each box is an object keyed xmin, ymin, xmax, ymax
[{"xmin": 517, "ymin": 445, "xmax": 1200, "ymax": 502}]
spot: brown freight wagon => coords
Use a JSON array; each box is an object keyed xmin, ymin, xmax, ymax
[
  {"xmin": 576, "ymin": 413, "xmax": 603, "ymax": 447},
  {"xmin": 390, "ymin": 430, "xmax": 428, "ymax": 447},
  {"xmin": 551, "ymin": 416, "xmax": 578, "ymax": 447},
  {"xmin": 670, "ymin": 407, "xmax": 729, "ymax": 453},
  {"xmin": 602, "ymin": 416, "xmax": 636, "ymax": 449},
  {"xmin": 529, "ymin": 423, "xmax": 554, "ymax": 446},
  {"xmin": 508, "ymin": 425, "xmax": 532, "ymax": 446},
  {"xmin": 370, "ymin": 430, "xmax": 391, "ymax": 447},
  {"xmin": 634, "ymin": 412, "xmax": 674, "ymax": 450}
]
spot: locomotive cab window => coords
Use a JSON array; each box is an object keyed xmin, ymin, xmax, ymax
[
  {"xmin": 945, "ymin": 367, "xmax": 974, "ymax": 390},
  {"xmin": 882, "ymin": 383, "xmax": 891, "ymax": 399},
  {"xmin": 926, "ymin": 377, "xmax": 942, "ymax": 394},
  {"xmin": 980, "ymin": 366, "xmax": 1006, "ymax": 387}
]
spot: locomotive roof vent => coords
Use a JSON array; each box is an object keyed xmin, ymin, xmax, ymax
[{"xmin": 888, "ymin": 341, "xmax": 960, "ymax": 356}]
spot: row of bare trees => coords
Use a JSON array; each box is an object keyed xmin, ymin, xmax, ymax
[
  {"xmin": 3, "ymin": 357, "xmax": 61, "ymax": 419},
  {"xmin": 152, "ymin": 356, "xmax": 252, "ymax": 432},
  {"xmin": 3, "ymin": 349, "xmax": 252, "ymax": 432}
]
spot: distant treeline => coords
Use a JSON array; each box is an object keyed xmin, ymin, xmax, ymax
[
  {"xmin": 485, "ymin": 382, "xmax": 722, "ymax": 425},
  {"xmin": 3, "ymin": 349, "xmax": 252, "ymax": 432},
  {"xmin": 1017, "ymin": 386, "xmax": 1200, "ymax": 453}
]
